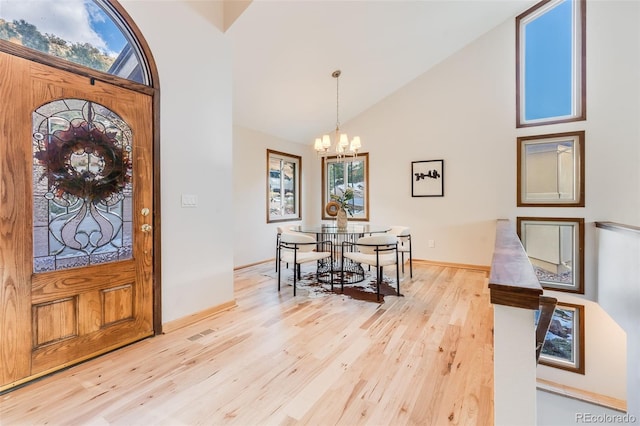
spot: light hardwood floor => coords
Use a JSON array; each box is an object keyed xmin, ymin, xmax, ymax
[{"xmin": 0, "ymin": 261, "xmax": 494, "ymax": 425}]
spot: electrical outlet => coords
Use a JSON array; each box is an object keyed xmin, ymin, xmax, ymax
[{"xmin": 428, "ymin": 239, "xmax": 435, "ymax": 248}]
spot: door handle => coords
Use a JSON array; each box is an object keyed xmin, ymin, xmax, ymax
[{"xmin": 141, "ymin": 224, "xmax": 152, "ymax": 232}]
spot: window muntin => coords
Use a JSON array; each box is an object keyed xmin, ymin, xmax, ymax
[
  {"xmin": 0, "ymin": 0, "xmax": 150, "ymax": 85},
  {"xmin": 322, "ymin": 154, "xmax": 369, "ymax": 222},
  {"xmin": 267, "ymin": 150, "xmax": 301, "ymax": 223},
  {"xmin": 516, "ymin": 0, "xmax": 585, "ymax": 127}
]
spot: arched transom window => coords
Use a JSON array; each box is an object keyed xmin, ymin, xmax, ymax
[{"xmin": 0, "ymin": 0, "xmax": 150, "ymax": 85}]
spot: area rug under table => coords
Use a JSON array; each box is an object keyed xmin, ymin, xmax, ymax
[{"xmin": 268, "ymin": 264, "xmax": 403, "ymax": 303}]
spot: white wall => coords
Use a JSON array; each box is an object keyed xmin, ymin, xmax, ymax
[
  {"xmin": 232, "ymin": 126, "xmax": 317, "ymax": 268},
  {"xmin": 536, "ymin": 292, "xmax": 627, "ymax": 400},
  {"xmin": 121, "ymin": 0, "xmax": 234, "ymax": 324},
  {"xmin": 494, "ymin": 306, "xmax": 538, "ymax": 425},
  {"xmin": 341, "ymin": 17, "xmax": 516, "ymax": 267},
  {"xmin": 537, "ymin": 390, "xmax": 632, "ymax": 426},
  {"xmin": 597, "ymin": 227, "xmax": 640, "ymax": 419}
]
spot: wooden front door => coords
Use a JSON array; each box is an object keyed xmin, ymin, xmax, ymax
[{"xmin": 0, "ymin": 51, "xmax": 154, "ymax": 391}]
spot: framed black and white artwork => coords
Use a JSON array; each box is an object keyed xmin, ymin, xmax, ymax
[{"xmin": 412, "ymin": 160, "xmax": 444, "ymax": 197}]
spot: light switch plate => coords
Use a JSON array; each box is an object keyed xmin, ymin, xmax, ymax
[{"xmin": 181, "ymin": 194, "xmax": 198, "ymax": 207}]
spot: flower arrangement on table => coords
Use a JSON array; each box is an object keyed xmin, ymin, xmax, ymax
[{"xmin": 330, "ymin": 187, "xmax": 355, "ymax": 216}]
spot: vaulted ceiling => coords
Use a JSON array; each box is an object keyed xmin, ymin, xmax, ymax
[{"xmin": 227, "ymin": 0, "xmax": 537, "ymax": 144}]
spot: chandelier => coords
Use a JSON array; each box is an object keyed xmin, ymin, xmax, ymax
[{"xmin": 313, "ymin": 70, "xmax": 361, "ymax": 160}]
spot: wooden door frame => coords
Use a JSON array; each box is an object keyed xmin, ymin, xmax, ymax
[{"xmin": 0, "ymin": 1, "xmax": 163, "ymax": 334}]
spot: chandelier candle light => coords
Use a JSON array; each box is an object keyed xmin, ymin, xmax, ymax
[{"xmin": 314, "ymin": 70, "xmax": 362, "ymax": 160}]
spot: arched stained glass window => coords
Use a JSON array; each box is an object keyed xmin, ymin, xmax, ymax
[
  {"xmin": 516, "ymin": 0, "xmax": 586, "ymax": 127},
  {"xmin": 0, "ymin": 0, "xmax": 150, "ymax": 85}
]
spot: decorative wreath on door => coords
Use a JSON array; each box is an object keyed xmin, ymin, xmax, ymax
[{"xmin": 35, "ymin": 121, "xmax": 131, "ymax": 202}]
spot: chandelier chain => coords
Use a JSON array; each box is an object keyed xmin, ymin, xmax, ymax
[
  {"xmin": 313, "ymin": 69, "xmax": 360, "ymax": 160},
  {"xmin": 335, "ymin": 72, "xmax": 340, "ymax": 130}
]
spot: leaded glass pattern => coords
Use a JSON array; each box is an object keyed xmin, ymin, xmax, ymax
[{"xmin": 32, "ymin": 99, "xmax": 133, "ymax": 272}]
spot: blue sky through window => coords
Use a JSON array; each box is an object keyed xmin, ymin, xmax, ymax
[
  {"xmin": 85, "ymin": 1, "xmax": 126, "ymax": 55},
  {"xmin": 524, "ymin": 0, "xmax": 573, "ymax": 121},
  {"xmin": 0, "ymin": 0, "xmax": 126, "ymax": 57}
]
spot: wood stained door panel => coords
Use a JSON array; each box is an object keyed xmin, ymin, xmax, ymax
[
  {"xmin": 32, "ymin": 297, "xmax": 78, "ymax": 348},
  {"xmin": 0, "ymin": 52, "xmax": 33, "ymax": 386},
  {"xmin": 0, "ymin": 51, "xmax": 154, "ymax": 390}
]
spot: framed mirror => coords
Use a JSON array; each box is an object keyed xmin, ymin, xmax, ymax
[
  {"xmin": 321, "ymin": 153, "xmax": 369, "ymax": 221},
  {"xmin": 267, "ymin": 149, "xmax": 301, "ymax": 223},
  {"xmin": 517, "ymin": 131, "xmax": 584, "ymax": 207},
  {"xmin": 517, "ymin": 217, "xmax": 584, "ymax": 294}
]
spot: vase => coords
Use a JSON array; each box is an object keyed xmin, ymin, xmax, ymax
[{"xmin": 336, "ymin": 208, "xmax": 348, "ymax": 229}]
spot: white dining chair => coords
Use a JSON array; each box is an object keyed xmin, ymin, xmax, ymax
[
  {"xmin": 277, "ymin": 232, "xmax": 333, "ymax": 296},
  {"xmin": 275, "ymin": 226, "xmax": 291, "ymax": 272},
  {"xmin": 275, "ymin": 226, "xmax": 306, "ymax": 272},
  {"xmin": 341, "ymin": 234, "xmax": 400, "ymax": 301},
  {"xmin": 387, "ymin": 226, "xmax": 412, "ymax": 278}
]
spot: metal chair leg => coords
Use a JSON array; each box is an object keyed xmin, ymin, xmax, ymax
[
  {"xmin": 376, "ymin": 265, "xmax": 382, "ymax": 301},
  {"xmin": 340, "ymin": 253, "xmax": 345, "ymax": 293},
  {"xmin": 293, "ymin": 266, "xmax": 297, "ymax": 296},
  {"xmin": 409, "ymin": 238, "xmax": 413, "ymax": 278},
  {"xmin": 396, "ymin": 259, "xmax": 401, "ymax": 296},
  {"xmin": 277, "ymin": 258, "xmax": 282, "ymax": 291}
]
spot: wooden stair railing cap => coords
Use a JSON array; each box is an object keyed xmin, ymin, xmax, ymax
[{"xmin": 489, "ymin": 219, "xmax": 543, "ymax": 309}]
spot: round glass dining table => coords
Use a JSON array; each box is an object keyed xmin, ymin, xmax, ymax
[
  {"xmin": 290, "ymin": 224, "xmax": 391, "ymax": 284},
  {"xmin": 291, "ymin": 224, "xmax": 390, "ymax": 235}
]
